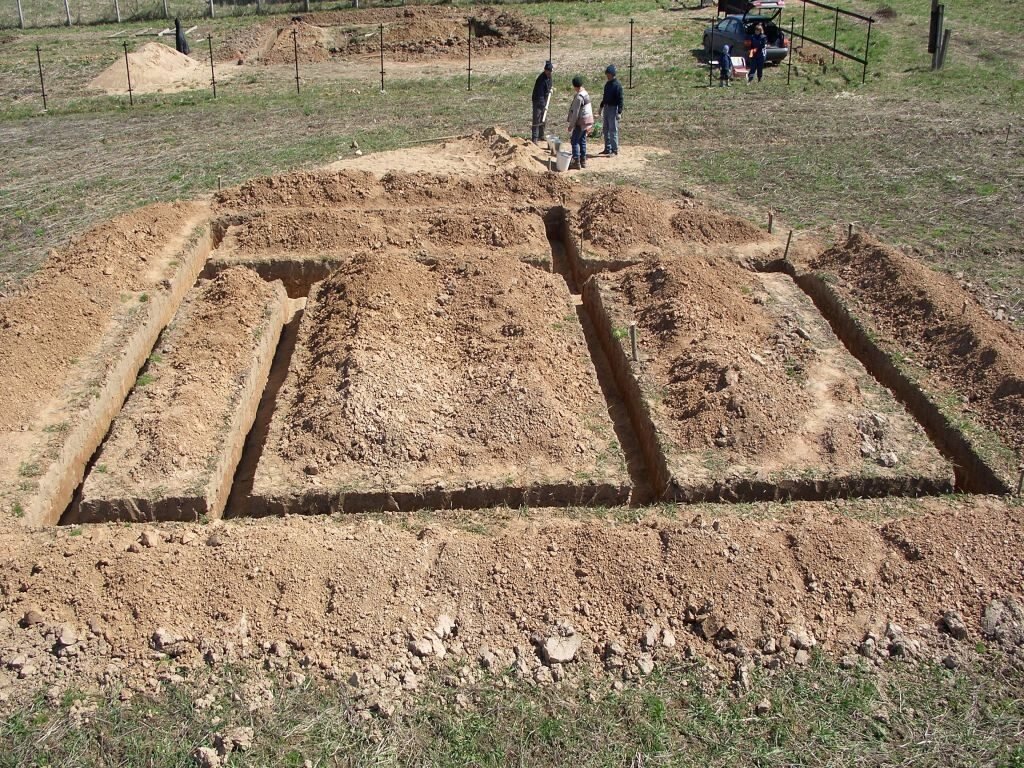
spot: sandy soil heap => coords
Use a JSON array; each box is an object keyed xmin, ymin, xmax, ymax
[
  {"xmin": 87, "ymin": 42, "xmax": 209, "ymax": 95},
  {"xmin": 249, "ymin": 251, "xmax": 629, "ymax": 513},
  {"xmin": 70, "ymin": 268, "xmax": 287, "ymax": 524}
]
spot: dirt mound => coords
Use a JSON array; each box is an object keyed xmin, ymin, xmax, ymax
[
  {"xmin": 0, "ymin": 203, "xmax": 202, "ymax": 433},
  {"xmin": 216, "ymin": 169, "xmax": 382, "ymax": 210},
  {"xmin": 577, "ymin": 186, "xmax": 675, "ymax": 254},
  {"xmin": 810, "ymin": 234, "xmax": 1024, "ymax": 456},
  {"xmin": 271, "ymin": 251, "xmax": 620, "ymax": 492},
  {"xmin": 670, "ymin": 199, "xmax": 768, "ymax": 245},
  {"xmin": 263, "ymin": 21, "xmax": 333, "ymax": 65},
  {"xmin": 0, "ymin": 497, "xmax": 1022, "ymax": 704},
  {"xmin": 87, "ymin": 42, "xmax": 207, "ymax": 95},
  {"xmin": 614, "ymin": 257, "xmax": 836, "ymax": 461}
]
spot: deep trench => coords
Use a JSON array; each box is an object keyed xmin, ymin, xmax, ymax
[{"xmin": 58, "ymin": 210, "xmax": 1012, "ymax": 524}]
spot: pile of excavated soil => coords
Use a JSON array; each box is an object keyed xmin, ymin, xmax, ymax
[
  {"xmin": 217, "ymin": 163, "xmax": 569, "ymax": 213},
  {"xmin": 257, "ymin": 250, "xmax": 624, "ymax": 495},
  {"xmin": 263, "ymin": 22, "xmax": 333, "ymax": 65},
  {"xmin": 809, "ymin": 234, "xmax": 1024, "ymax": 456},
  {"xmin": 602, "ymin": 255, "xmax": 942, "ymax": 481},
  {"xmin": 87, "ymin": 42, "xmax": 208, "ymax": 95},
  {"xmin": 577, "ymin": 186, "xmax": 768, "ymax": 258},
  {"xmin": 0, "ymin": 497, "xmax": 1022, "ymax": 707},
  {"xmin": 0, "ymin": 202, "xmax": 202, "ymax": 433},
  {"xmin": 72, "ymin": 268, "xmax": 284, "ymax": 522}
]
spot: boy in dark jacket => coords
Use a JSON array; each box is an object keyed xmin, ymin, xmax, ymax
[
  {"xmin": 531, "ymin": 61, "xmax": 554, "ymax": 143},
  {"xmin": 718, "ymin": 44, "xmax": 734, "ymax": 86},
  {"xmin": 598, "ymin": 64, "xmax": 624, "ymax": 156}
]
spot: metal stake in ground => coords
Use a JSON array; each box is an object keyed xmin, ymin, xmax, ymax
[
  {"xmin": 162, "ymin": 0, "xmax": 168, "ymax": 19},
  {"xmin": 467, "ymin": 17, "xmax": 472, "ymax": 91},
  {"xmin": 708, "ymin": 23, "xmax": 715, "ymax": 87},
  {"xmin": 548, "ymin": 19, "xmax": 553, "ymax": 63},
  {"xmin": 783, "ymin": 229, "xmax": 793, "ymax": 260},
  {"xmin": 35, "ymin": 45, "xmax": 47, "ymax": 111},
  {"xmin": 628, "ymin": 18, "xmax": 634, "ymax": 89},
  {"xmin": 208, "ymin": 0, "xmax": 214, "ymax": 20},
  {"xmin": 862, "ymin": 17, "xmax": 873, "ymax": 83},
  {"xmin": 17, "ymin": 0, "xmax": 25, "ymax": 29},
  {"xmin": 63, "ymin": 0, "xmax": 72, "ymax": 26},
  {"xmin": 831, "ymin": 6, "xmax": 839, "ymax": 65},
  {"xmin": 113, "ymin": 0, "xmax": 120, "ymax": 23},
  {"xmin": 123, "ymin": 40, "xmax": 134, "ymax": 106},
  {"xmin": 292, "ymin": 28, "xmax": 300, "ymax": 94},
  {"xmin": 379, "ymin": 23, "xmax": 385, "ymax": 93},
  {"xmin": 208, "ymin": 35, "xmax": 217, "ymax": 98},
  {"xmin": 787, "ymin": 19, "xmax": 794, "ymax": 85},
  {"xmin": 629, "ymin": 322, "xmax": 638, "ymax": 362}
]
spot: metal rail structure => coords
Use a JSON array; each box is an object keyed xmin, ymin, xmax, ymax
[{"xmin": 790, "ymin": 0, "xmax": 874, "ymax": 84}]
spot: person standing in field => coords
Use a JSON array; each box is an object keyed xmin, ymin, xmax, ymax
[
  {"xmin": 598, "ymin": 64, "xmax": 624, "ymax": 155},
  {"xmin": 566, "ymin": 75, "xmax": 594, "ymax": 170},
  {"xmin": 747, "ymin": 24, "xmax": 768, "ymax": 84},
  {"xmin": 718, "ymin": 44, "xmax": 735, "ymax": 86},
  {"xmin": 531, "ymin": 61, "xmax": 554, "ymax": 143}
]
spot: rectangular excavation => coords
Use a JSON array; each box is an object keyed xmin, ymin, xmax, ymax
[
  {"xmin": 584, "ymin": 254, "xmax": 954, "ymax": 502},
  {"xmin": 0, "ymin": 203, "xmax": 212, "ymax": 528},
  {"xmin": 67, "ymin": 268, "xmax": 288, "ymax": 523},
  {"xmin": 246, "ymin": 251, "xmax": 631, "ymax": 515}
]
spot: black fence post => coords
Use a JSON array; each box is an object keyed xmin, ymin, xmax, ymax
[
  {"xmin": 800, "ymin": 0, "xmax": 807, "ymax": 50},
  {"xmin": 628, "ymin": 18, "xmax": 634, "ymax": 89},
  {"xmin": 123, "ymin": 40, "xmax": 133, "ymax": 106},
  {"xmin": 931, "ymin": 4, "xmax": 944, "ymax": 70},
  {"xmin": 831, "ymin": 6, "xmax": 839, "ymax": 64},
  {"xmin": 467, "ymin": 17, "xmax": 472, "ymax": 91},
  {"xmin": 708, "ymin": 23, "xmax": 715, "ymax": 87},
  {"xmin": 208, "ymin": 35, "xmax": 217, "ymax": 98},
  {"xmin": 928, "ymin": 0, "xmax": 939, "ymax": 54},
  {"xmin": 379, "ymin": 23, "xmax": 385, "ymax": 93},
  {"xmin": 35, "ymin": 45, "xmax": 47, "ymax": 111},
  {"xmin": 787, "ymin": 19, "xmax": 794, "ymax": 85},
  {"xmin": 548, "ymin": 19, "xmax": 552, "ymax": 63},
  {"xmin": 292, "ymin": 28, "xmax": 300, "ymax": 94},
  {"xmin": 862, "ymin": 18, "xmax": 872, "ymax": 83}
]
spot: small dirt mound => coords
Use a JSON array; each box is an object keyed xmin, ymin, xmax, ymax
[
  {"xmin": 87, "ymin": 42, "xmax": 207, "ymax": 95},
  {"xmin": 263, "ymin": 21, "xmax": 333, "ymax": 65},
  {"xmin": 810, "ymin": 234, "xmax": 1024, "ymax": 456},
  {"xmin": 577, "ymin": 186, "xmax": 675, "ymax": 253},
  {"xmin": 670, "ymin": 200, "xmax": 768, "ymax": 245}
]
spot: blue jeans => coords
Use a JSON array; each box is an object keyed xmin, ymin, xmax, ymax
[
  {"xmin": 748, "ymin": 56, "xmax": 765, "ymax": 81},
  {"xmin": 571, "ymin": 124, "xmax": 587, "ymax": 161},
  {"xmin": 602, "ymin": 107, "xmax": 619, "ymax": 153}
]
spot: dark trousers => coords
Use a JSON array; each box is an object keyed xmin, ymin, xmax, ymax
[
  {"xmin": 571, "ymin": 124, "xmax": 588, "ymax": 161},
  {"xmin": 748, "ymin": 57, "xmax": 765, "ymax": 81},
  {"xmin": 532, "ymin": 106, "xmax": 546, "ymax": 141}
]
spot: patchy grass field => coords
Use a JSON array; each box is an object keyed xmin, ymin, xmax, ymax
[{"xmin": 3, "ymin": 656, "xmax": 1024, "ymax": 767}]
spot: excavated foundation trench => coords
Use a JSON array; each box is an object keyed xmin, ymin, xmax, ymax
[{"xmin": 56, "ymin": 206, "xmax": 1011, "ymax": 524}]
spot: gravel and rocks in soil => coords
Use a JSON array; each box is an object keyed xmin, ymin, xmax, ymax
[
  {"xmin": 0, "ymin": 496, "xmax": 1021, "ymax": 709},
  {"xmin": 597, "ymin": 254, "xmax": 951, "ymax": 492},
  {"xmin": 249, "ymin": 249, "xmax": 628, "ymax": 511},
  {"xmin": 807, "ymin": 234, "xmax": 1024, "ymax": 463},
  {"xmin": 70, "ymin": 268, "xmax": 287, "ymax": 524}
]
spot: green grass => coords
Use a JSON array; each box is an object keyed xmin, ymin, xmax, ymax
[{"xmin": 2, "ymin": 657, "xmax": 1023, "ymax": 766}]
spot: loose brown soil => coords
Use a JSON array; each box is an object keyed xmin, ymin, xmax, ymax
[
  {"xmin": 223, "ymin": 6, "xmax": 543, "ymax": 66},
  {"xmin": 594, "ymin": 253, "xmax": 950, "ymax": 495},
  {"xmin": 248, "ymin": 250, "xmax": 628, "ymax": 513},
  {"xmin": 70, "ymin": 268, "xmax": 287, "ymax": 523},
  {"xmin": 807, "ymin": 235, "xmax": 1024, "ymax": 460},
  {"xmin": 0, "ymin": 497, "xmax": 1021, "ymax": 706}
]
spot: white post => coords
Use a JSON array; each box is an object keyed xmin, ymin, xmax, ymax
[
  {"xmin": 162, "ymin": 0, "xmax": 168, "ymax": 18},
  {"xmin": 17, "ymin": 0, "xmax": 25, "ymax": 28},
  {"xmin": 208, "ymin": 0, "xmax": 214, "ymax": 19},
  {"xmin": 113, "ymin": 0, "xmax": 120, "ymax": 22},
  {"xmin": 63, "ymin": 0, "xmax": 72, "ymax": 25}
]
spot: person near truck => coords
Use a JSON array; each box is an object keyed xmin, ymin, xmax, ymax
[
  {"xmin": 566, "ymin": 76, "xmax": 594, "ymax": 170},
  {"xmin": 531, "ymin": 60, "xmax": 554, "ymax": 143},
  {"xmin": 747, "ymin": 24, "xmax": 768, "ymax": 84},
  {"xmin": 598, "ymin": 64, "xmax": 624, "ymax": 156},
  {"xmin": 718, "ymin": 44, "xmax": 734, "ymax": 86}
]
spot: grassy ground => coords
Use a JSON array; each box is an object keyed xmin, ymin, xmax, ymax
[{"xmin": 3, "ymin": 655, "xmax": 1023, "ymax": 767}]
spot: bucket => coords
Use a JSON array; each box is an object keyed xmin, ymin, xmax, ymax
[{"xmin": 555, "ymin": 150, "xmax": 571, "ymax": 172}]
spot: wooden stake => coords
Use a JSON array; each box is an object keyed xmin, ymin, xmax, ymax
[
  {"xmin": 783, "ymin": 230, "xmax": 793, "ymax": 260},
  {"xmin": 847, "ymin": 223, "xmax": 853, "ymax": 239},
  {"xmin": 217, "ymin": 175, "xmax": 222, "ymax": 191},
  {"xmin": 768, "ymin": 210, "xmax": 774, "ymax": 234},
  {"xmin": 1017, "ymin": 465, "xmax": 1024, "ymax": 496},
  {"xmin": 629, "ymin": 323, "xmax": 638, "ymax": 362}
]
